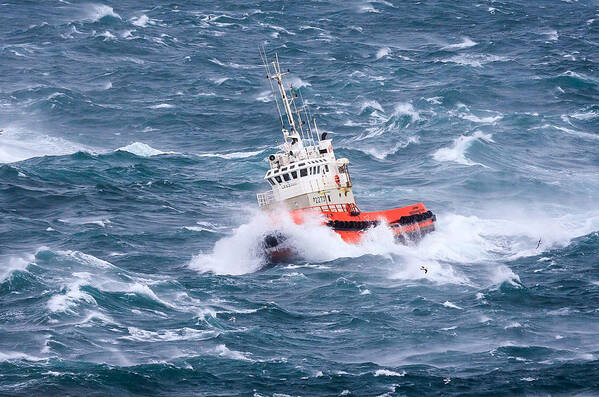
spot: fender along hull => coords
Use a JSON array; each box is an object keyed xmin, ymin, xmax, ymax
[{"xmin": 262, "ymin": 203, "xmax": 436, "ymax": 264}]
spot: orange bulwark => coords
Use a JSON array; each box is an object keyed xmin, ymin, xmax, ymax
[{"xmin": 290, "ymin": 203, "xmax": 436, "ymax": 244}]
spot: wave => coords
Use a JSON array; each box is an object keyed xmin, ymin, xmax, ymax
[
  {"xmin": 130, "ymin": 14, "xmax": 154, "ymax": 27},
  {"xmin": 284, "ymin": 76, "xmax": 311, "ymax": 89},
  {"xmin": 432, "ymin": 130, "xmax": 493, "ymax": 166},
  {"xmin": 149, "ymin": 103, "xmax": 174, "ymax": 109},
  {"xmin": 122, "ymin": 326, "xmax": 217, "ymax": 342},
  {"xmin": 188, "ymin": 206, "xmax": 596, "ymax": 288},
  {"xmin": 196, "ymin": 149, "xmax": 264, "ymax": 160},
  {"xmin": 376, "ymin": 47, "xmax": 390, "ymax": 59},
  {"xmin": 353, "ymin": 136, "xmax": 420, "ymax": 160},
  {"xmin": 442, "ymin": 37, "xmax": 477, "ymax": 50},
  {"xmin": 359, "ymin": 99, "xmax": 385, "ymax": 113},
  {"xmin": 81, "ymin": 4, "xmax": 121, "ymax": 23},
  {"xmin": 0, "ymin": 254, "xmax": 33, "ymax": 282},
  {"xmin": 439, "ymin": 54, "xmax": 509, "ymax": 68},
  {"xmin": 115, "ymin": 142, "xmax": 175, "ymax": 157},
  {"xmin": 0, "ymin": 126, "xmax": 92, "ymax": 163},
  {"xmin": 374, "ymin": 369, "xmax": 406, "ymax": 377},
  {"xmin": 356, "ymin": 102, "xmax": 421, "ymax": 141},
  {"xmin": 208, "ymin": 57, "xmax": 255, "ymax": 70}
]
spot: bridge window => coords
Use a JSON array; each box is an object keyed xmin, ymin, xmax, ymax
[
  {"xmin": 283, "ymin": 173, "xmax": 290, "ymax": 182},
  {"xmin": 300, "ymin": 168, "xmax": 307, "ymax": 177},
  {"xmin": 275, "ymin": 175, "xmax": 282, "ymax": 183},
  {"xmin": 324, "ymin": 165, "xmax": 329, "ymax": 172},
  {"xmin": 268, "ymin": 178, "xmax": 275, "ymax": 186},
  {"xmin": 281, "ymin": 167, "xmax": 287, "ymax": 172},
  {"xmin": 291, "ymin": 171, "xmax": 297, "ymax": 179}
]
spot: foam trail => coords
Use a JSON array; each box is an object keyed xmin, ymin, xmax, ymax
[{"xmin": 432, "ymin": 131, "xmax": 493, "ymax": 166}]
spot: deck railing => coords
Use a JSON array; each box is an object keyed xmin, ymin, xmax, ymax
[{"xmin": 300, "ymin": 203, "xmax": 360, "ymax": 214}]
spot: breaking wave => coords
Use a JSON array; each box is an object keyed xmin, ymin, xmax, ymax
[
  {"xmin": 189, "ymin": 205, "xmax": 598, "ymax": 287},
  {"xmin": 0, "ymin": 126, "xmax": 92, "ymax": 163},
  {"xmin": 115, "ymin": 142, "xmax": 174, "ymax": 157},
  {"xmin": 432, "ymin": 130, "xmax": 494, "ymax": 166}
]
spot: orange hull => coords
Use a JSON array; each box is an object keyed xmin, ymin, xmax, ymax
[{"xmin": 263, "ymin": 203, "xmax": 436, "ymax": 263}]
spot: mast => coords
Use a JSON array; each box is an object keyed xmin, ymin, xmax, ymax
[{"xmin": 260, "ymin": 49, "xmax": 305, "ymax": 151}]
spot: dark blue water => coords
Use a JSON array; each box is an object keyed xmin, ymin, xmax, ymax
[{"xmin": 1, "ymin": 1, "xmax": 599, "ymax": 395}]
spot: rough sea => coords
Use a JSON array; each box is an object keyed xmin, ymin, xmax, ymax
[{"xmin": 1, "ymin": 1, "xmax": 599, "ymax": 395}]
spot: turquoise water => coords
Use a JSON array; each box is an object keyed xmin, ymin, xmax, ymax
[{"xmin": 1, "ymin": 1, "xmax": 599, "ymax": 395}]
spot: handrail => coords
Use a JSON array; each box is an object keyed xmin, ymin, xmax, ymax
[{"xmin": 297, "ymin": 203, "xmax": 360, "ymax": 213}]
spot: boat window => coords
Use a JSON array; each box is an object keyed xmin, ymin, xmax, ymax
[
  {"xmin": 268, "ymin": 178, "xmax": 275, "ymax": 186},
  {"xmin": 317, "ymin": 166, "xmax": 320, "ymax": 174},
  {"xmin": 298, "ymin": 163, "xmax": 305, "ymax": 167},
  {"xmin": 291, "ymin": 171, "xmax": 297, "ymax": 179},
  {"xmin": 275, "ymin": 175, "xmax": 282, "ymax": 183},
  {"xmin": 324, "ymin": 165, "xmax": 329, "ymax": 172},
  {"xmin": 300, "ymin": 168, "xmax": 308, "ymax": 177},
  {"xmin": 290, "ymin": 165, "xmax": 295, "ymax": 169},
  {"xmin": 281, "ymin": 167, "xmax": 287, "ymax": 172},
  {"xmin": 283, "ymin": 173, "xmax": 290, "ymax": 182}
]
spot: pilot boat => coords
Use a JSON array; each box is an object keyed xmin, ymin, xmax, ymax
[{"xmin": 256, "ymin": 51, "xmax": 436, "ymax": 262}]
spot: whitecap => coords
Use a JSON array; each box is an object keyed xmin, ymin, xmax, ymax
[
  {"xmin": 440, "ymin": 54, "xmax": 509, "ymax": 68},
  {"xmin": 393, "ymin": 102, "xmax": 420, "ymax": 121},
  {"xmin": 443, "ymin": 301, "xmax": 462, "ymax": 309},
  {"xmin": 459, "ymin": 114, "xmax": 502, "ymax": 123},
  {"xmin": 543, "ymin": 29, "xmax": 558, "ymax": 41},
  {"xmin": 123, "ymin": 326, "xmax": 216, "ymax": 342},
  {"xmin": 285, "ymin": 76, "xmax": 311, "ymax": 89},
  {"xmin": 0, "ymin": 351, "xmax": 45, "ymax": 362},
  {"xmin": 359, "ymin": 100, "xmax": 384, "ymax": 113},
  {"xmin": 47, "ymin": 273, "xmax": 97, "ymax": 313},
  {"xmin": 374, "ymin": 369, "xmax": 406, "ymax": 377},
  {"xmin": 213, "ymin": 344, "xmax": 254, "ymax": 361},
  {"xmin": 115, "ymin": 142, "xmax": 170, "ymax": 157},
  {"xmin": 359, "ymin": 3, "xmax": 380, "ymax": 13},
  {"xmin": 432, "ymin": 130, "xmax": 493, "ymax": 166},
  {"xmin": 0, "ymin": 255, "xmax": 32, "ymax": 282},
  {"xmin": 97, "ymin": 30, "xmax": 116, "ymax": 40},
  {"xmin": 0, "ymin": 126, "xmax": 92, "ymax": 163},
  {"xmin": 553, "ymin": 125, "xmax": 599, "ymax": 141},
  {"xmin": 356, "ymin": 136, "xmax": 420, "ymax": 160},
  {"xmin": 130, "ymin": 14, "xmax": 153, "ymax": 27},
  {"xmin": 376, "ymin": 47, "xmax": 390, "ymax": 59},
  {"xmin": 255, "ymin": 90, "xmax": 272, "ymax": 103},
  {"xmin": 82, "ymin": 4, "xmax": 121, "ymax": 22},
  {"xmin": 196, "ymin": 149, "xmax": 264, "ymax": 159},
  {"xmin": 149, "ymin": 103, "xmax": 174, "ymax": 109},
  {"xmin": 504, "ymin": 322, "xmax": 522, "ymax": 329},
  {"xmin": 442, "ymin": 37, "xmax": 477, "ymax": 50}
]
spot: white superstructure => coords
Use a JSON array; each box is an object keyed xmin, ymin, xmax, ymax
[{"xmin": 256, "ymin": 51, "xmax": 357, "ymax": 212}]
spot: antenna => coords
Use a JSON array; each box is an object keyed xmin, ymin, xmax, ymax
[
  {"xmin": 259, "ymin": 45, "xmax": 285, "ymax": 130},
  {"xmin": 298, "ymin": 89, "xmax": 318, "ymax": 143}
]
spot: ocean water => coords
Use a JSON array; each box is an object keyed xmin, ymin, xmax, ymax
[{"xmin": 1, "ymin": 0, "xmax": 599, "ymax": 395}]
